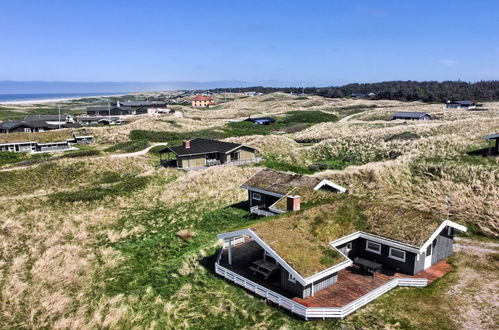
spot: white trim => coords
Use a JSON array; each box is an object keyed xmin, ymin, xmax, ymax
[
  {"xmin": 313, "ymin": 179, "xmax": 347, "ymax": 193},
  {"xmin": 224, "ymin": 144, "xmax": 257, "ymax": 154},
  {"xmin": 419, "ymin": 220, "xmax": 467, "ymax": 253},
  {"xmin": 388, "ymin": 247, "xmax": 406, "ymax": 262},
  {"xmin": 241, "ymin": 185, "xmax": 284, "ymax": 198},
  {"xmin": 217, "ymin": 228, "xmax": 352, "ymax": 286},
  {"xmin": 365, "ymin": 241, "xmax": 381, "ymax": 254},
  {"xmin": 215, "ymin": 262, "xmax": 428, "ymax": 320},
  {"xmin": 252, "ymin": 192, "xmax": 261, "ymax": 201}
]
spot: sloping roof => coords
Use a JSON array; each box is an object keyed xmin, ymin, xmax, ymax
[
  {"xmin": 86, "ymin": 106, "xmax": 118, "ymax": 111},
  {"xmin": 241, "ymin": 169, "xmax": 322, "ymax": 195},
  {"xmin": 119, "ymin": 101, "xmax": 166, "ymax": 107},
  {"xmin": 484, "ymin": 133, "xmax": 499, "ymax": 140},
  {"xmin": 1, "ymin": 120, "xmax": 56, "ymax": 130},
  {"xmin": 165, "ymin": 138, "xmax": 250, "ymax": 156},
  {"xmin": 392, "ymin": 112, "xmax": 431, "ymax": 119},
  {"xmin": 24, "ymin": 114, "xmax": 69, "ymax": 121},
  {"xmin": 249, "ymin": 196, "xmax": 445, "ymax": 277},
  {"xmin": 192, "ymin": 94, "xmax": 213, "ymax": 101},
  {"xmin": 449, "ymin": 100, "xmax": 475, "ymax": 105},
  {"xmin": 245, "ymin": 117, "xmax": 276, "ymax": 123}
]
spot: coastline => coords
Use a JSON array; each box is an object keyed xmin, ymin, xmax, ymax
[{"xmin": 0, "ymin": 93, "xmax": 129, "ymax": 105}]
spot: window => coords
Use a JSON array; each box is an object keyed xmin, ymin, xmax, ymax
[
  {"xmin": 345, "ymin": 242, "xmax": 352, "ymax": 252},
  {"xmin": 426, "ymin": 244, "xmax": 432, "ymax": 256},
  {"xmin": 252, "ymin": 192, "xmax": 261, "ymax": 201},
  {"xmin": 365, "ymin": 241, "xmax": 381, "ymax": 254},
  {"xmin": 24, "ymin": 128, "xmax": 31, "ymax": 133},
  {"xmin": 288, "ymin": 273, "xmax": 297, "ymax": 283},
  {"xmin": 389, "ymin": 247, "xmax": 406, "ymax": 262},
  {"xmin": 447, "ymin": 226, "xmax": 453, "ymax": 236}
]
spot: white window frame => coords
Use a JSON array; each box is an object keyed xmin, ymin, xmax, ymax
[
  {"xmin": 288, "ymin": 273, "xmax": 296, "ymax": 284},
  {"xmin": 365, "ymin": 240, "xmax": 381, "ymax": 255},
  {"xmin": 345, "ymin": 242, "xmax": 352, "ymax": 252},
  {"xmin": 388, "ymin": 247, "xmax": 406, "ymax": 262},
  {"xmin": 252, "ymin": 192, "xmax": 261, "ymax": 201}
]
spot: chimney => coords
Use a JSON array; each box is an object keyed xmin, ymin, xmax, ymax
[
  {"xmin": 116, "ymin": 101, "xmax": 121, "ymax": 108},
  {"xmin": 183, "ymin": 140, "xmax": 191, "ymax": 149},
  {"xmin": 287, "ymin": 195, "xmax": 301, "ymax": 211}
]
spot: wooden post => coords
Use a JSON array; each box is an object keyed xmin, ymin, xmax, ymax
[{"xmin": 228, "ymin": 238, "xmax": 232, "ymax": 265}]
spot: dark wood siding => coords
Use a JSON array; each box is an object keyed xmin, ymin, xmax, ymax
[
  {"xmin": 248, "ymin": 191, "xmax": 281, "ymax": 209},
  {"xmin": 338, "ymin": 238, "xmax": 418, "ymax": 275},
  {"xmin": 432, "ymin": 227, "xmax": 454, "ymax": 264},
  {"xmin": 280, "ymin": 268, "xmax": 337, "ymax": 298}
]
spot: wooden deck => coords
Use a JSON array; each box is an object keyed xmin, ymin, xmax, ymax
[
  {"xmin": 219, "ymin": 240, "xmax": 452, "ymax": 309},
  {"xmin": 294, "ymin": 260, "xmax": 452, "ymax": 307}
]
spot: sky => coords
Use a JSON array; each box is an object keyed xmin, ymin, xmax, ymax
[{"xmin": 1, "ymin": 0, "xmax": 499, "ymax": 88}]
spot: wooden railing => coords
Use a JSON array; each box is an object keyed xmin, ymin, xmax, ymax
[
  {"xmin": 250, "ymin": 206, "xmax": 276, "ymax": 217},
  {"xmin": 215, "ymin": 261, "xmax": 428, "ymax": 319},
  {"xmin": 226, "ymin": 157, "xmax": 262, "ymax": 166}
]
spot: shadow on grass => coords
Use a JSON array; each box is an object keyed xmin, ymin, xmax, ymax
[{"xmin": 467, "ymin": 147, "xmax": 498, "ymax": 157}]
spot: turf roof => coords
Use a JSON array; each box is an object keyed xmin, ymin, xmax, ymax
[
  {"xmin": 242, "ymin": 168, "xmax": 322, "ymax": 195},
  {"xmin": 251, "ymin": 196, "xmax": 443, "ymax": 278}
]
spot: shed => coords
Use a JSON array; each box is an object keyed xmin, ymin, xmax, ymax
[
  {"xmin": 390, "ymin": 112, "xmax": 432, "ymax": 121},
  {"xmin": 245, "ymin": 117, "xmax": 276, "ymax": 125}
]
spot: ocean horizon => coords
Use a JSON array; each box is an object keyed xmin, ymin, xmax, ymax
[{"xmin": 0, "ymin": 92, "xmax": 125, "ymax": 103}]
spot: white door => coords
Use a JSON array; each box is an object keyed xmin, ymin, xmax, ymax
[{"xmin": 424, "ymin": 243, "xmax": 432, "ymax": 269}]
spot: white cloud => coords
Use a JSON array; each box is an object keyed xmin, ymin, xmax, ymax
[{"xmin": 438, "ymin": 59, "xmax": 457, "ymax": 66}]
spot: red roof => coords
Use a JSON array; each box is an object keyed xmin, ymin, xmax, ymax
[{"xmin": 193, "ymin": 94, "xmax": 214, "ymax": 101}]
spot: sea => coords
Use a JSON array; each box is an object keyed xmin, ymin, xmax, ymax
[{"xmin": 0, "ymin": 92, "xmax": 124, "ymax": 103}]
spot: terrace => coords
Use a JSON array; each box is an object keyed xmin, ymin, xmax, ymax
[{"xmin": 216, "ymin": 238, "xmax": 451, "ymax": 319}]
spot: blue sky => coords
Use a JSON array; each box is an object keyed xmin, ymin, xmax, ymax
[{"xmin": 1, "ymin": 0, "xmax": 498, "ymax": 86}]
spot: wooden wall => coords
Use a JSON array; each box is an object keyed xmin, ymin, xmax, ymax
[{"xmin": 280, "ymin": 267, "xmax": 338, "ymax": 299}]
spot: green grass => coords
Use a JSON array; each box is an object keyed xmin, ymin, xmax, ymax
[
  {"xmin": 0, "ymin": 151, "xmax": 26, "ymax": 166},
  {"xmin": 105, "ymin": 139, "xmax": 150, "ymax": 153},
  {"xmin": 49, "ymin": 175, "xmax": 150, "ymax": 203},
  {"xmin": 262, "ymin": 154, "xmax": 313, "ymax": 174}
]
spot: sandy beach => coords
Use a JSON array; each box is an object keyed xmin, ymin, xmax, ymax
[{"xmin": 0, "ymin": 93, "xmax": 128, "ymax": 105}]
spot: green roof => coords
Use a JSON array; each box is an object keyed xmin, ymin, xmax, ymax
[{"xmin": 251, "ymin": 196, "xmax": 443, "ymax": 278}]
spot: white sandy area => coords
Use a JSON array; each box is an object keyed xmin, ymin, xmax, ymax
[{"xmin": 0, "ymin": 93, "xmax": 128, "ymax": 105}]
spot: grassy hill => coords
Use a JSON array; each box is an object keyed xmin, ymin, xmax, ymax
[{"xmin": 0, "ymin": 93, "xmax": 497, "ymax": 328}]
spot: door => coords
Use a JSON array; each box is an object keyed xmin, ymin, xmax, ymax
[{"xmin": 424, "ymin": 242, "xmax": 432, "ymax": 269}]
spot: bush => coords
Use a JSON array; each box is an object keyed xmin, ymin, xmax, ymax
[
  {"xmin": 0, "ymin": 152, "xmax": 25, "ymax": 166},
  {"xmin": 308, "ymin": 163, "xmax": 328, "ymax": 171}
]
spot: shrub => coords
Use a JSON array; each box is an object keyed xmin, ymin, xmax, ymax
[
  {"xmin": 0, "ymin": 152, "xmax": 25, "ymax": 166},
  {"xmin": 105, "ymin": 140, "xmax": 149, "ymax": 153}
]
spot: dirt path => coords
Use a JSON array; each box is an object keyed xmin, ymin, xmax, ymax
[
  {"xmin": 454, "ymin": 236, "xmax": 499, "ymax": 254},
  {"xmin": 338, "ymin": 112, "xmax": 364, "ymax": 122},
  {"xmin": 109, "ymin": 143, "xmax": 168, "ymax": 159}
]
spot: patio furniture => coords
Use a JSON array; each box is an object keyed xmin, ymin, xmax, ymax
[
  {"xmin": 354, "ymin": 257, "xmax": 382, "ymax": 275},
  {"xmin": 249, "ymin": 259, "xmax": 280, "ymax": 279}
]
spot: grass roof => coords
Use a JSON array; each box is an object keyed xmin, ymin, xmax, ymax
[
  {"xmin": 0, "ymin": 130, "xmax": 73, "ymax": 144},
  {"xmin": 242, "ymin": 168, "xmax": 321, "ymax": 195},
  {"xmin": 251, "ymin": 195, "xmax": 443, "ymax": 278}
]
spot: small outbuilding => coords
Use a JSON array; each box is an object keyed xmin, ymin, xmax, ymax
[
  {"xmin": 244, "ymin": 117, "xmax": 276, "ymax": 125},
  {"xmin": 390, "ymin": 112, "xmax": 432, "ymax": 121}
]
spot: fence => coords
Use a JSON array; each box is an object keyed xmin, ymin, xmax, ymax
[
  {"xmin": 215, "ymin": 261, "xmax": 428, "ymax": 320},
  {"xmin": 226, "ymin": 157, "xmax": 262, "ymax": 166}
]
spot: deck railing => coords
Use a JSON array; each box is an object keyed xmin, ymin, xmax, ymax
[
  {"xmin": 215, "ymin": 262, "xmax": 428, "ymax": 319},
  {"xmin": 249, "ymin": 206, "xmax": 276, "ymax": 217},
  {"xmin": 226, "ymin": 157, "xmax": 262, "ymax": 166}
]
